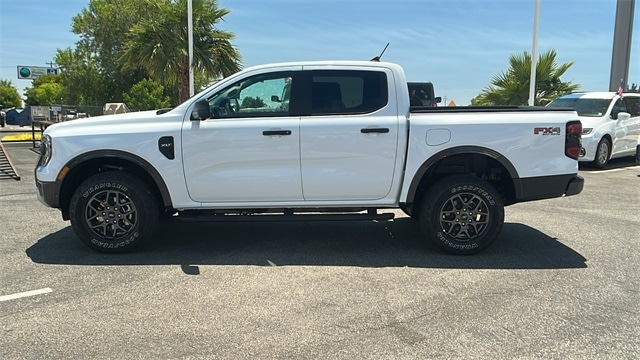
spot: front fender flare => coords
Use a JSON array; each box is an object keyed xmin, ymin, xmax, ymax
[{"xmin": 62, "ymin": 150, "xmax": 173, "ymax": 208}]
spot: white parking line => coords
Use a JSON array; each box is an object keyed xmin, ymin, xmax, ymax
[
  {"xmin": 583, "ymin": 166, "xmax": 640, "ymax": 174},
  {"xmin": 0, "ymin": 288, "xmax": 53, "ymax": 302}
]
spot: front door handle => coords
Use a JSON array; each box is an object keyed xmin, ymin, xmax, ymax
[
  {"xmin": 263, "ymin": 130, "xmax": 292, "ymax": 136},
  {"xmin": 361, "ymin": 128, "xmax": 389, "ymax": 134}
]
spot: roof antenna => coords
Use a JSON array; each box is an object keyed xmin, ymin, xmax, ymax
[{"xmin": 370, "ymin": 43, "xmax": 390, "ymax": 62}]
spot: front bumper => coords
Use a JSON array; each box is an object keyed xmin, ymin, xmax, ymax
[
  {"xmin": 36, "ymin": 178, "xmax": 60, "ymax": 208},
  {"xmin": 578, "ymin": 134, "xmax": 598, "ymax": 162}
]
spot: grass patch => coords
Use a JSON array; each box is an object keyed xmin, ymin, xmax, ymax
[{"xmin": 1, "ymin": 133, "xmax": 41, "ymax": 142}]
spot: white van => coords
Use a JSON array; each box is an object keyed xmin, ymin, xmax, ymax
[{"xmin": 547, "ymin": 92, "xmax": 640, "ymax": 168}]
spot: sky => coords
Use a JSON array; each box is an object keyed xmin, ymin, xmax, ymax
[{"xmin": 0, "ymin": 0, "xmax": 638, "ymax": 106}]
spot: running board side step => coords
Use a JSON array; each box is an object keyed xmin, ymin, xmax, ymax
[{"xmin": 173, "ymin": 211, "xmax": 395, "ymax": 222}]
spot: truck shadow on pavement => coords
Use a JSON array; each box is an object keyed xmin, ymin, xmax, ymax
[{"xmin": 26, "ymin": 218, "xmax": 587, "ymax": 270}]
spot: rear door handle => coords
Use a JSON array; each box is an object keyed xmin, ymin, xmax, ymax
[
  {"xmin": 263, "ymin": 130, "xmax": 292, "ymax": 136},
  {"xmin": 361, "ymin": 128, "xmax": 389, "ymax": 134}
]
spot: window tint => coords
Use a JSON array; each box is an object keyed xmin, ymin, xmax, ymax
[
  {"xmin": 623, "ymin": 96, "xmax": 640, "ymax": 117},
  {"xmin": 310, "ymin": 70, "xmax": 388, "ymax": 115},
  {"xmin": 206, "ymin": 71, "xmax": 294, "ymax": 118},
  {"xmin": 547, "ymin": 98, "xmax": 611, "ymax": 117},
  {"xmin": 408, "ymin": 83, "xmax": 436, "ymax": 106},
  {"xmin": 611, "ymin": 99, "xmax": 627, "ymax": 119}
]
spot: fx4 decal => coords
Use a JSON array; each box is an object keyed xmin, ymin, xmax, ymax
[{"xmin": 534, "ymin": 127, "xmax": 561, "ymax": 135}]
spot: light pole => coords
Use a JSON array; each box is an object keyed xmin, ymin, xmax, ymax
[
  {"xmin": 528, "ymin": 0, "xmax": 540, "ymax": 106},
  {"xmin": 609, "ymin": 0, "xmax": 635, "ymax": 92},
  {"xmin": 188, "ymin": 0, "xmax": 194, "ymax": 98}
]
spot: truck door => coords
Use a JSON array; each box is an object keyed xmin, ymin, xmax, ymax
[
  {"xmin": 182, "ymin": 68, "xmax": 303, "ymax": 202},
  {"xmin": 298, "ymin": 68, "xmax": 399, "ymax": 201}
]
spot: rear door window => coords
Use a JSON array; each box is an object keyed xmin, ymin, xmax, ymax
[
  {"xmin": 307, "ymin": 70, "xmax": 388, "ymax": 115},
  {"xmin": 623, "ymin": 96, "xmax": 640, "ymax": 117}
]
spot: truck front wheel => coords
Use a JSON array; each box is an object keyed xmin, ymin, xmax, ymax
[
  {"xmin": 419, "ymin": 175, "xmax": 504, "ymax": 255},
  {"xmin": 69, "ymin": 172, "xmax": 159, "ymax": 253}
]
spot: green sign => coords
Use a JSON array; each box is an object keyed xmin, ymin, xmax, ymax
[{"xmin": 17, "ymin": 66, "xmax": 58, "ymax": 80}]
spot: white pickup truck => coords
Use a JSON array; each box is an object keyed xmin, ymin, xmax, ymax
[{"xmin": 35, "ymin": 60, "xmax": 584, "ymax": 255}]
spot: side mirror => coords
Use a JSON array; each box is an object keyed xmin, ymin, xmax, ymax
[
  {"xmin": 435, "ymin": 96, "xmax": 442, "ymax": 103},
  {"xmin": 191, "ymin": 99, "xmax": 211, "ymax": 121},
  {"xmin": 616, "ymin": 112, "xmax": 631, "ymax": 121},
  {"xmin": 271, "ymin": 95, "xmax": 281, "ymax": 103}
]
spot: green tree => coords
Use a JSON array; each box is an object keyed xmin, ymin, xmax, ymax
[
  {"xmin": 0, "ymin": 79, "xmax": 23, "ymax": 108},
  {"xmin": 120, "ymin": 0, "xmax": 242, "ymax": 104},
  {"xmin": 34, "ymin": 83, "xmax": 64, "ymax": 106},
  {"xmin": 71, "ymin": 0, "xmax": 153, "ymax": 103},
  {"xmin": 54, "ymin": 47, "xmax": 109, "ymax": 106},
  {"xmin": 24, "ymin": 74, "xmax": 64, "ymax": 105},
  {"xmin": 53, "ymin": 0, "xmax": 240, "ymax": 107},
  {"xmin": 123, "ymin": 78, "xmax": 171, "ymax": 111},
  {"xmin": 241, "ymin": 96, "xmax": 266, "ymax": 108},
  {"xmin": 471, "ymin": 50, "xmax": 579, "ymax": 106}
]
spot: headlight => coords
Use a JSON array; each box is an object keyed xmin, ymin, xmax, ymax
[
  {"xmin": 582, "ymin": 128, "xmax": 593, "ymax": 135},
  {"xmin": 38, "ymin": 134, "xmax": 52, "ymax": 167}
]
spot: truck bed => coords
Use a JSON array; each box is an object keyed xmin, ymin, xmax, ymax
[{"xmin": 410, "ymin": 106, "xmax": 573, "ymax": 113}]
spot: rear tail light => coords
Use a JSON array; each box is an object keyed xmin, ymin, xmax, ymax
[{"xmin": 565, "ymin": 120, "xmax": 582, "ymax": 160}]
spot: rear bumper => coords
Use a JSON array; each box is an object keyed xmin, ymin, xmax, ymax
[
  {"xmin": 565, "ymin": 175, "xmax": 585, "ymax": 196},
  {"xmin": 514, "ymin": 174, "xmax": 584, "ymax": 203}
]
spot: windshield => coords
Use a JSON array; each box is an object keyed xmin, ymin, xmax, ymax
[{"xmin": 547, "ymin": 98, "xmax": 612, "ymax": 117}]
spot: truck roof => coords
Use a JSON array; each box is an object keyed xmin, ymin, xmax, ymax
[{"xmin": 241, "ymin": 60, "xmax": 404, "ymax": 72}]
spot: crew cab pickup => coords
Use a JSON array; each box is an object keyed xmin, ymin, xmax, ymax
[{"xmin": 35, "ymin": 60, "xmax": 584, "ymax": 255}]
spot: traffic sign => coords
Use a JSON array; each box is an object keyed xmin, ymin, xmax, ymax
[{"xmin": 17, "ymin": 66, "xmax": 59, "ymax": 79}]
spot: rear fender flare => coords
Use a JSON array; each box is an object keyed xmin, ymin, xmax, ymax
[{"xmin": 406, "ymin": 146, "xmax": 519, "ymax": 203}]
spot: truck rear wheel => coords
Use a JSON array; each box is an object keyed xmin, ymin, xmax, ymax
[
  {"xmin": 419, "ymin": 175, "xmax": 504, "ymax": 255},
  {"xmin": 69, "ymin": 172, "xmax": 159, "ymax": 253}
]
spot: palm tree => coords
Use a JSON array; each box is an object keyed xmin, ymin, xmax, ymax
[
  {"xmin": 472, "ymin": 50, "xmax": 579, "ymax": 106},
  {"xmin": 120, "ymin": 0, "xmax": 242, "ymax": 103}
]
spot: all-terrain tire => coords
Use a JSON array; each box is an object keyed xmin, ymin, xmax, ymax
[
  {"xmin": 419, "ymin": 175, "xmax": 504, "ymax": 255},
  {"xmin": 69, "ymin": 172, "xmax": 159, "ymax": 253}
]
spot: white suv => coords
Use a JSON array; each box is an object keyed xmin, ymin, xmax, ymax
[{"xmin": 547, "ymin": 92, "xmax": 640, "ymax": 168}]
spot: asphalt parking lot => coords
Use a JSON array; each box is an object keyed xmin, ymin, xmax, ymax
[{"xmin": 1, "ymin": 142, "xmax": 639, "ymax": 359}]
